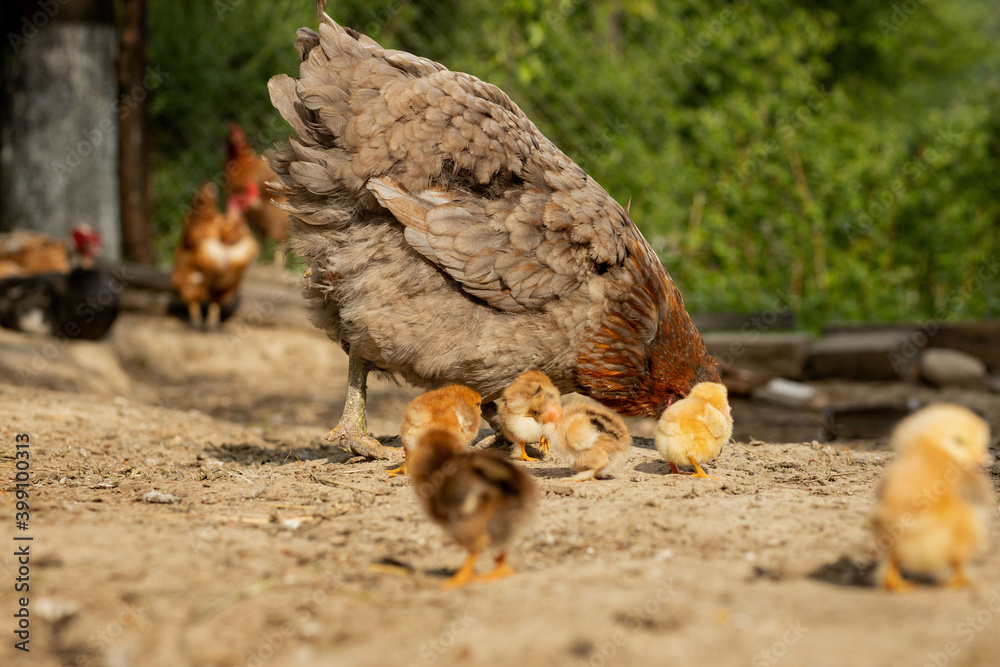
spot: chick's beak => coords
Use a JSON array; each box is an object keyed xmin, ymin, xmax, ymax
[{"xmin": 542, "ymin": 404, "xmax": 563, "ymax": 425}]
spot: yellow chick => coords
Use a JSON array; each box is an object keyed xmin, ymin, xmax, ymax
[
  {"xmin": 654, "ymin": 382, "xmax": 732, "ymax": 479},
  {"xmin": 409, "ymin": 428, "xmax": 538, "ymax": 589},
  {"xmin": 542, "ymin": 402, "xmax": 631, "ymax": 481},
  {"xmin": 496, "ymin": 370, "xmax": 563, "ymax": 461},
  {"xmin": 387, "ymin": 384, "xmax": 482, "ymax": 477},
  {"xmin": 873, "ymin": 404, "xmax": 994, "ymax": 592}
]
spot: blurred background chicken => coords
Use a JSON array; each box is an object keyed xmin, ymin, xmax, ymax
[
  {"xmin": 0, "ymin": 224, "xmax": 102, "ymax": 279},
  {"xmin": 171, "ymin": 182, "xmax": 259, "ymax": 330},
  {"xmin": 541, "ymin": 401, "xmax": 631, "ymax": 481},
  {"xmin": 495, "ymin": 370, "xmax": 563, "ymax": 462},
  {"xmin": 390, "ymin": 384, "xmax": 482, "ymax": 477},
  {"xmin": 0, "ymin": 224, "xmax": 118, "ymax": 339},
  {"xmin": 873, "ymin": 404, "xmax": 994, "ymax": 592},
  {"xmin": 224, "ymin": 122, "xmax": 289, "ymax": 262},
  {"xmin": 409, "ymin": 428, "xmax": 538, "ymax": 588},
  {"xmin": 654, "ymin": 382, "xmax": 732, "ymax": 480},
  {"xmin": 268, "ymin": 11, "xmax": 719, "ymax": 460}
]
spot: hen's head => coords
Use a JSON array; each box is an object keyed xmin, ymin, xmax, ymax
[
  {"xmin": 71, "ymin": 224, "xmax": 102, "ymax": 260},
  {"xmin": 576, "ymin": 240, "xmax": 720, "ymax": 419}
]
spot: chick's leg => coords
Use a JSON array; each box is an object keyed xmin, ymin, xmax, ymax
[
  {"xmin": 669, "ymin": 463, "xmax": 692, "ymax": 475},
  {"xmin": 442, "ymin": 550, "xmax": 480, "ymax": 590},
  {"xmin": 945, "ymin": 560, "xmax": 971, "ymax": 589},
  {"xmin": 882, "ymin": 556, "xmax": 914, "ymax": 592},
  {"xmin": 325, "ymin": 347, "xmax": 390, "ymax": 460},
  {"xmin": 475, "ymin": 553, "xmax": 516, "ymax": 583},
  {"xmin": 517, "ymin": 441, "xmax": 539, "ymax": 462},
  {"xmin": 689, "ymin": 457, "xmax": 721, "ymax": 480},
  {"xmin": 386, "ymin": 448, "xmax": 410, "ymax": 477},
  {"xmin": 569, "ymin": 469, "xmax": 597, "ymax": 482}
]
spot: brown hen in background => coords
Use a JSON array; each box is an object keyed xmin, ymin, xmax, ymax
[{"xmin": 267, "ymin": 4, "xmax": 719, "ymax": 459}]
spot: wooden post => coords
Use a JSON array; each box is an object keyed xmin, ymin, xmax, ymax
[{"xmin": 117, "ymin": 0, "xmax": 154, "ymax": 264}]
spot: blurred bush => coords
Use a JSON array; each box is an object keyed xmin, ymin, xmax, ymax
[{"xmin": 149, "ymin": 0, "xmax": 1000, "ymax": 327}]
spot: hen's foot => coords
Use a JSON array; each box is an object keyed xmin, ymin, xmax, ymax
[
  {"xmin": 187, "ymin": 302, "xmax": 203, "ymax": 330},
  {"xmin": 325, "ymin": 422, "xmax": 389, "ymax": 460}
]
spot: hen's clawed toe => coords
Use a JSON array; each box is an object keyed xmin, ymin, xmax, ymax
[{"xmin": 326, "ymin": 424, "xmax": 390, "ymax": 460}]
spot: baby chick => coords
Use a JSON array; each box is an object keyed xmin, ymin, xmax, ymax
[
  {"xmin": 410, "ymin": 428, "xmax": 538, "ymax": 588},
  {"xmin": 542, "ymin": 402, "xmax": 631, "ymax": 481},
  {"xmin": 496, "ymin": 370, "xmax": 563, "ymax": 461},
  {"xmin": 388, "ymin": 384, "xmax": 482, "ymax": 477},
  {"xmin": 654, "ymin": 382, "xmax": 732, "ymax": 479},
  {"xmin": 873, "ymin": 404, "xmax": 994, "ymax": 592}
]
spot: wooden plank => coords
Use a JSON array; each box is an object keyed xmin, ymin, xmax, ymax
[
  {"xmin": 806, "ymin": 330, "xmax": 917, "ymax": 381},
  {"xmin": 703, "ymin": 332, "xmax": 812, "ymax": 379}
]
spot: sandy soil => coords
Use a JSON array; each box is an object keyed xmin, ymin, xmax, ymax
[{"xmin": 2, "ymin": 266, "xmax": 1000, "ymax": 667}]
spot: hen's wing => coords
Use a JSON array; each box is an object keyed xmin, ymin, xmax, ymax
[{"xmin": 269, "ymin": 14, "xmax": 634, "ymax": 313}]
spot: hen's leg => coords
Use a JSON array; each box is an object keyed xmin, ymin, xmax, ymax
[
  {"xmin": 325, "ymin": 347, "xmax": 390, "ymax": 460},
  {"xmin": 187, "ymin": 302, "xmax": 203, "ymax": 329},
  {"xmin": 689, "ymin": 457, "xmax": 721, "ymax": 480},
  {"xmin": 206, "ymin": 302, "xmax": 222, "ymax": 331}
]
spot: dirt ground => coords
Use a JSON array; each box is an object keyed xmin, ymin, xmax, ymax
[{"xmin": 2, "ymin": 265, "xmax": 1000, "ymax": 667}]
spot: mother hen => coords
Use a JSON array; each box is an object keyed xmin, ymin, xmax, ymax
[{"xmin": 268, "ymin": 4, "xmax": 720, "ymax": 460}]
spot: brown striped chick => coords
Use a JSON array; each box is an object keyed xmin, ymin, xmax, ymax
[
  {"xmin": 654, "ymin": 382, "xmax": 732, "ymax": 479},
  {"xmin": 387, "ymin": 385, "xmax": 482, "ymax": 478},
  {"xmin": 541, "ymin": 402, "xmax": 631, "ymax": 481},
  {"xmin": 873, "ymin": 404, "xmax": 994, "ymax": 592},
  {"xmin": 410, "ymin": 428, "xmax": 538, "ymax": 589},
  {"xmin": 496, "ymin": 370, "xmax": 563, "ymax": 462}
]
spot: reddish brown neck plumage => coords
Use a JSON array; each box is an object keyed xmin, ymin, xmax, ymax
[{"xmin": 576, "ymin": 236, "xmax": 718, "ymax": 418}]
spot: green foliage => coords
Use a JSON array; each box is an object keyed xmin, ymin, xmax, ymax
[{"xmin": 149, "ymin": 0, "xmax": 1000, "ymax": 327}]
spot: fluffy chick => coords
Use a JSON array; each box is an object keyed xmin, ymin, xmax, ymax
[
  {"xmin": 409, "ymin": 428, "xmax": 538, "ymax": 589},
  {"xmin": 654, "ymin": 382, "xmax": 732, "ymax": 479},
  {"xmin": 873, "ymin": 404, "xmax": 994, "ymax": 592},
  {"xmin": 496, "ymin": 370, "xmax": 563, "ymax": 462},
  {"xmin": 542, "ymin": 402, "xmax": 631, "ymax": 481},
  {"xmin": 388, "ymin": 384, "xmax": 482, "ymax": 478}
]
